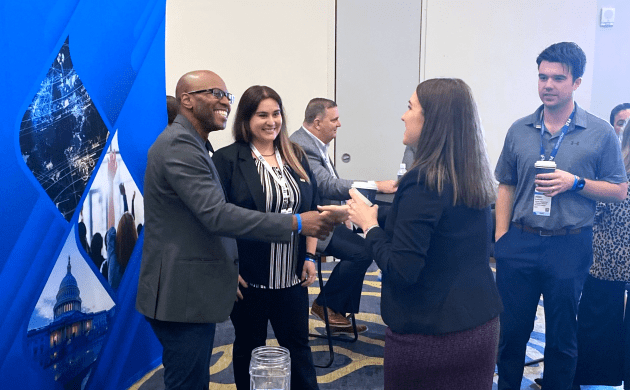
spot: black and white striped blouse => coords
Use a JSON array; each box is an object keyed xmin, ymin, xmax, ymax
[{"xmin": 249, "ymin": 157, "xmax": 303, "ymax": 289}]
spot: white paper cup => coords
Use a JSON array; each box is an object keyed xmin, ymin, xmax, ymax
[{"xmin": 535, "ymin": 160, "xmax": 556, "ymax": 175}]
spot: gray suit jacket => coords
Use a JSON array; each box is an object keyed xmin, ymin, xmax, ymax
[
  {"xmin": 290, "ymin": 127, "xmax": 352, "ymax": 251},
  {"xmin": 136, "ymin": 115, "xmax": 293, "ymax": 323},
  {"xmin": 290, "ymin": 127, "xmax": 352, "ymax": 202}
]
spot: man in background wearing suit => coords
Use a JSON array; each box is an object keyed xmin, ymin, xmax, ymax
[
  {"xmin": 290, "ymin": 98, "xmax": 397, "ymax": 335},
  {"xmin": 136, "ymin": 71, "xmax": 339, "ymax": 390}
]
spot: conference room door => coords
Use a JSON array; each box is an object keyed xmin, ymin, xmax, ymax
[{"xmin": 334, "ymin": 0, "xmax": 422, "ymax": 181}]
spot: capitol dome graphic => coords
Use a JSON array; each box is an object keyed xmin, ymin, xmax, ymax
[
  {"xmin": 53, "ymin": 258, "xmax": 83, "ymax": 319},
  {"xmin": 27, "ymin": 226, "xmax": 116, "ymax": 389}
]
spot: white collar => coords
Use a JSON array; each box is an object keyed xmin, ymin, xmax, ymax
[{"xmin": 302, "ymin": 126, "xmax": 329, "ymax": 156}]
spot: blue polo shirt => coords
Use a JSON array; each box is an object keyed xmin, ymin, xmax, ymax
[{"xmin": 495, "ymin": 103, "xmax": 627, "ymax": 230}]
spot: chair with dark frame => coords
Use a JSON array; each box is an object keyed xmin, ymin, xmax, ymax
[{"xmin": 310, "ymin": 254, "xmax": 359, "ymax": 368}]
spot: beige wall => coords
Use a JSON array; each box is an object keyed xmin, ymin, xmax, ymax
[
  {"xmin": 166, "ymin": 0, "xmax": 619, "ymax": 174},
  {"xmin": 165, "ymin": 0, "xmax": 336, "ymax": 149},
  {"xmin": 334, "ymin": 0, "xmax": 599, "ymax": 180},
  {"xmin": 421, "ymin": 0, "xmax": 598, "ymax": 169}
]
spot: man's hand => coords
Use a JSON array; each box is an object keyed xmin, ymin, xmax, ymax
[
  {"xmin": 495, "ymin": 228, "xmax": 508, "ymax": 243},
  {"xmin": 317, "ymin": 204, "xmax": 349, "ymax": 224},
  {"xmin": 299, "ymin": 210, "xmax": 335, "ymax": 240},
  {"xmin": 495, "ymin": 183, "xmax": 515, "ymax": 242},
  {"xmin": 535, "ymin": 169, "xmax": 574, "ymax": 197},
  {"xmin": 236, "ymin": 275, "xmax": 247, "ymax": 301},
  {"xmin": 376, "ymin": 180, "xmax": 398, "ymax": 194},
  {"xmin": 119, "ymin": 183, "xmax": 126, "ymax": 196},
  {"xmin": 301, "ymin": 260, "xmax": 317, "ymax": 287}
]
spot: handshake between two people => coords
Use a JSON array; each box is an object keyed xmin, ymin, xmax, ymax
[
  {"xmin": 297, "ymin": 187, "xmax": 381, "ymax": 240},
  {"xmin": 297, "ymin": 205, "xmax": 350, "ymax": 240}
]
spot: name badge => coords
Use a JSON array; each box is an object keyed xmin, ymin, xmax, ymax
[{"xmin": 533, "ymin": 190, "xmax": 552, "ymax": 216}]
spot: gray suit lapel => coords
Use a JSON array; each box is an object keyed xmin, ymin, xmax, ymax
[{"xmin": 176, "ymin": 116, "xmax": 227, "ymax": 200}]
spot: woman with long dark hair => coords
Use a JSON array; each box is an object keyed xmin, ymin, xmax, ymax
[
  {"xmin": 348, "ymin": 78, "xmax": 503, "ymax": 389},
  {"xmin": 108, "ymin": 212, "xmax": 138, "ymax": 290},
  {"xmin": 105, "ymin": 153, "xmax": 138, "ymax": 291},
  {"xmin": 212, "ymin": 85, "xmax": 320, "ymax": 390}
]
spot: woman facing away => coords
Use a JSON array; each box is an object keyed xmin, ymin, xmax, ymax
[
  {"xmin": 212, "ymin": 85, "xmax": 321, "ymax": 390},
  {"xmin": 573, "ymin": 119, "xmax": 630, "ymax": 389},
  {"xmin": 107, "ymin": 212, "xmax": 137, "ymax": 290},
  {"xmin": 105, "ymin": 152, "xmax": 138, "ymax": 291},
  {"xmin": 348, "ymin": 78, "xmax": 503, "ymax": 390}
]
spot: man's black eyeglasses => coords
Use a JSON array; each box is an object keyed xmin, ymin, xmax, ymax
[{"xmin": 186, "ymin": 88, "xmax": 235, "ymax": 104}]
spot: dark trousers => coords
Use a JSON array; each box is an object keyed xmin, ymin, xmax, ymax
[
  {"xmin": 315, "ymin": 224, "xmax": 373, "ymax": 315},
  {"xmin": 146, "ymin": 317, "xmax": 216, "ymax": 390},
  {"xmin": 574, "ymin": 274, "xmax": 630, "ymax": 387},
  {"xmin": 495, "ymin": 225, "xmax": 592, "ymax": 390},
  {"xmin": 231, "ymin": 284, "xmax": 319, "ymax": 390}
]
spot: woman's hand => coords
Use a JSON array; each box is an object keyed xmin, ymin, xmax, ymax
[
  {"xmin": 317, "ymin": 204, "xmax": 349, "ymax": 224},
  {"xmin": 236, "ymin": 274, "xmax": 247, "ymax": 301},
  {"xmin": 347, "ymin": 188, "xmax": 379, "ymax": 231},
  {"xmin": 301, "ymin": 260, "xmax": 317, "ymax": 287}
]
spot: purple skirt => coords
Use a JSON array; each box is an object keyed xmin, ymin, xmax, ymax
[{"xmin": 384, "ymin": 316, "xmax": 499, "ymax": 390}]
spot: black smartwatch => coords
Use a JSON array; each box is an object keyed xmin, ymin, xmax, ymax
[{"xmin": 575, "ymin": 176, "xmax": 585, "ymax": 191}]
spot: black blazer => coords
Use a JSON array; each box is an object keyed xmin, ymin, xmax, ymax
[
  {"xmin": 212, "ymin": 141, "xmax": 319, "ymax": 286},
  {"xmin": 366, "ymin": 166, "xmax": 503, "ymax": 335}
]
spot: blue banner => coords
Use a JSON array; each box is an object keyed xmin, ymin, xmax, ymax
[{"xmin": 0, "ymin": 1, "xmax": 166, "ymax": 388}]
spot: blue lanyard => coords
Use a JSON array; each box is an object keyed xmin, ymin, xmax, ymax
[{"xmin": 539, "ymin": 108, "xmax": 576, "ymax": 161}]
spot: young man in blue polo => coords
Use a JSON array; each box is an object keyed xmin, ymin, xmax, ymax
[{"xmin": 494, "ymin": 42, "xmax": 628, "ymax": 389}]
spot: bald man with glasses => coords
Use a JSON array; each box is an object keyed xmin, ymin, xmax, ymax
[{"xmin": 136, "ymin": 70, "xmax": 342, "ymax": 390}]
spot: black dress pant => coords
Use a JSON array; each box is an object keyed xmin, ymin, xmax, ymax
[
  {"xmin": 231, "ymin": 283, "xmax": 319, "ymax": 390},
  {"xmin": 147, "ymin": 317, "xmax": 216, "ymax": 390},
  {"xmin": 315, "ymin": 224, "xmax": 373, "ymax": 315},
  {"xmin": 574, "ymin": 274, "xmax": 630, "ymax": 387}
]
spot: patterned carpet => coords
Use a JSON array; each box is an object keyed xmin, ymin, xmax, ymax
[{"xmin": 131, "ymin": 261, "xmax": 621, "ymax": 390}]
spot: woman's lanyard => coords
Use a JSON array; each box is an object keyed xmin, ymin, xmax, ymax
[
  {"xmin": 539, "ymin": 107, "xmax": 576, "ymax": 161},
  {"xmin": 250, "ymin": 143, "xmax": 292, "ymax": 213}
]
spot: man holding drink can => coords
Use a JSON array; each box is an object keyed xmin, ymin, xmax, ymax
[{"xmin": 494, "ymin": 42, "xmax": 628, "ymax": 390}]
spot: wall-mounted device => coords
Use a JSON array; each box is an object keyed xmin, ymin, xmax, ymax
[{"xmin": 601, "ymin": 7, "xmax": 615, "ymax": 27}]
